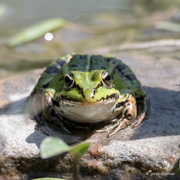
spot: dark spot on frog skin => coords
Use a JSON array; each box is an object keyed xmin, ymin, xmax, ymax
[
  {"xmin": 79, "ymin": 88, "xmax": 85, "ymax": 98},
  {"xmin": 52, "ymin": 98, "xmax": 59, "ymax": 107},
  {"xmin": 106, "ymin": 57, "xmax": 114, "ymax": 62},
  {"xmin": 93, "ymin": 87, "xmax": 97, "ymax": 94},
  {"xmin": 116, "ymin": 100, "xmax": 128, "ymax": 108},
  {"xmin": 44, "ymin": 67, "xmax": 53, "ymax": 74},
  {"xmin": 101, "ymin": 66, "xmax": 106, "ymax": 69},
  {"xmin": 124, "ymin": 109, "xmax": 132, "ymax": 120},
  {"xmin": 97, "ymin": 93, "xmax": 117, "ymax": 101},
  {"xmin": 41, "ymin": 77, "xmax": 54, "ymax": 88},
  {"xmin": 54, "ymin": 67, "xmax": 61, "ymax": 74},
  {"xmin": 70, "ymin": 64, "xmax": 78, "ymax": 67},
  {"xmin": 80, "ymin": 55, "xmax": 88, "ymax": 60},
  {"xmin": 89, "ymin": 67, "xmax": 95, "ymax": 71},
  {"xmin": 93, "ymin": 83, "xmax": 102, "ymax": 92},
  {"xmin": 45, "ymin": 66, "xmax": 60, "ymax": 74},
  {"xmin": 116, "ymin": 64, "xmax": 126, "ymax": 71},
  {"xmin": 56, "ymin": 59, "xmax": 66, "ymax": 67},
  {"xmin": 125, "ymin": 74, "xmax": 136, "ymax": 81},
  {"xmin": 42, "ymin": 82, "xmax": 50, "ymax": 88}
]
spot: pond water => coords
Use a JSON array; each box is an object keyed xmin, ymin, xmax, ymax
[{"xmin": 0, "ymin": 0, "xmax": 180, "ymax": 78}]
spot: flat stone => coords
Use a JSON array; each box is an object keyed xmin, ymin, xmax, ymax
[{"xmin": 0, "ymin": 49, "xmax": 180, "ymax": 180}]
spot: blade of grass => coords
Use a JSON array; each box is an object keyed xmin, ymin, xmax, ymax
[
  {"xmin": 155, "ymin": 21, "xmax": 180, "ymax": 32},
  {"xmin": 8, "ymin": 18, "xmax": 66, "ymax": 47}
]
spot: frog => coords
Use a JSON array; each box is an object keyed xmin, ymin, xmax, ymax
[{"xmin": 29, "ymin": 53, "xmax": 148, "ymax": 137}]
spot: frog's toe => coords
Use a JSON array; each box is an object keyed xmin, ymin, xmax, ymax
[
  {"xmin": 51, "ymin": 116, "xmax": 72, "ymax": 134},
  {"xmin": 57, "ymin": 121, "xmax": 72, "ymax": 134},
  {"xmin": 132, "ymin": 111, "xmax": 146, "ymax": 128},
  {"xmin": 132, "ymin": 96, "xmax": 149, "ymax": 128},
  {"xmin": 108, "ymin": 118, "xmax": 131, "ymax": 137},
  {"xmin": 61, "ymin": 124, "xmax": 72, "ymax": 134},
  {"xmin": 97, "ymin": 118, "xmax": 131, "ymax": 137},
  {"xmin": 96, "ymin": 123, "xmax": 117, "ymax": 133}
]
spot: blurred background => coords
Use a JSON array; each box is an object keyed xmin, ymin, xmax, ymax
[{"xmin": 0, "ymin": 0, "xmax": 180, "ymax": 78}]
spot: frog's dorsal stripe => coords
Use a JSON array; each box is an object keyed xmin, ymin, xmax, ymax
[
  {"xmin": 86, "ymin": 55, "xmax": 91, "ymax": 72},
  {"xmin": 116, "ymin": 100, "xmax": 128, "ymax": 108},
  {"xmin": 64, "ymin": 54, "xmax": 115, "ymax": 73},
  {"xmin": 89, "ymin": 55, "xmax": 109, "ymax": 72}
]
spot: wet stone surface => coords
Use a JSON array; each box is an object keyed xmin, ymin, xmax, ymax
[{"xmin": 0, "ymin": 48, "xmax": 180, "ymax": 180}]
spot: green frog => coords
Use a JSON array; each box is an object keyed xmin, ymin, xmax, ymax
[{"xmin": 29, "ymin": 54, "xmax": 148, "ymax": 137}]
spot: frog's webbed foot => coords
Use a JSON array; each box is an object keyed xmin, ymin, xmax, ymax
[
  {"xmin": 132, "ymin": 112, "xmax": 146, "ymax": 128},
  {"xmin": 96, "ymin": 121, "xmax": 118, "ymax": 132},
  {"xmin": 109, "ymin": 118, "xmax": 132, "ymax": 137},
  {"xmin": 97, "ymin": 118, "xmax": 133, "ymax": 137},
  {"xmin": 96, "ymin": 118, "xmax": 119, "ymax": 132}
]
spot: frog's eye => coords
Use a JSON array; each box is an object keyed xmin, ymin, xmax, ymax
[
  {"xmin": 64, "ymin": 73, "xmax": 74, "ymax": 88},
  {"xmin": 101, "ymin": 71, "xmax": 111, "ymax": 87}
]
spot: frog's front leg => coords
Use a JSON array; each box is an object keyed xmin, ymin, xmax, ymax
[
  {"xmin": 42, "ymin": 89, "xmax": 71, "ymax": 134},
  {"xmin": 109, "ymin": 94, "xmax": 137, "ymax": 137},
  {"xmin": 98, "ymin": 93, "xmax": 137, "ymax": 137}
]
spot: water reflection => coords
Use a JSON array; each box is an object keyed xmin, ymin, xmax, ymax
[{"xmin": 45, "ymin": 32, "xmax": 53, "ymax": 41}]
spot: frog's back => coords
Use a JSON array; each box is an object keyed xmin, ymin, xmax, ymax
[
  {"xmin": 33, "ymin": 54, "xmax": 145, "ymax": 98},
  {"xmin": 65, "ymin": 54, "xmax": 145, "ymax": 98},
  {"xmin": 106, "ymin": 57, "xmax": 145, "ymax": 98}
]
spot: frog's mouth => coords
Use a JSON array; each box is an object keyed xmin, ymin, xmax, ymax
[
  {"xmin": 53, "ymin": 95, "xmax": 119, "ymax": 123},
  {"xmin": 60, "ymin": 93, "xmax": 118, "ymax": 104}
]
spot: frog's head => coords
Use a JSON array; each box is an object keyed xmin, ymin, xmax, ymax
[{"xmin": 57, "ymin": 70, "xmax": 119, "ymax": 104}]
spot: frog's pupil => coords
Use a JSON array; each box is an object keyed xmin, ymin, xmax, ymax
[
  {"xmin": 65, "ymin": 76, "xmax": 71, "ymax": 83},
  {"xmin": 105, "ymin": 74, "xmax": 111, "ymax": 81}
]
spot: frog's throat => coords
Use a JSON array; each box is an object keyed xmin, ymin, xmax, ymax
[{"xmin": 54, "ymin": 98, "xmax": 118, "ymax": 123}]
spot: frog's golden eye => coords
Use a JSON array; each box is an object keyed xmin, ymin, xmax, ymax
[
  {"xmin": 101, "ymin": 71, "xmax": 112, "ymax": 88},
  {"xmin": 64, "ymin": 73, "xmax": 74, "ymax": 88}
]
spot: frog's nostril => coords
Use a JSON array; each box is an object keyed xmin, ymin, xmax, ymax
[
  {"xmin": 83, "ymin": 89, "xmax": 95, "ymax": 102},
  {"xmin": 79, "ymin": 88, "xmax": 85, "ymax": 98},
  {"xmin": 93, "ymin": 88, "xmax": 97, "ymax": 95}
]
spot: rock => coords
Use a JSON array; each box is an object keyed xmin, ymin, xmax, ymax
[{"xmin": 0, "ymin": 49, "xmax": 180, "ymax": 180}]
